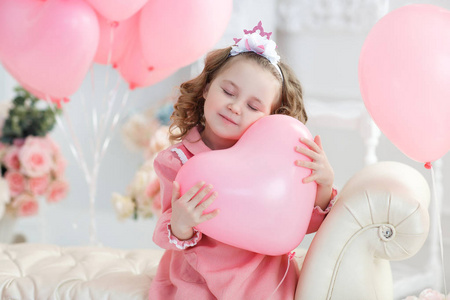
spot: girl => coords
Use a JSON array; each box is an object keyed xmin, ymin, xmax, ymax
[{"xmin": 149, "ymin": 22, "xmax": 336, "ymax": 300}]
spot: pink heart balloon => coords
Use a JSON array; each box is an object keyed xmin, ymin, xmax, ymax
[
  {"xmin": 0, "ymin": 0, "xmax": 99, "ymax": 99},
  {"xmin": 175, "ymin": 115, "xmax": 317, "ymax": 255},
  {"xmin": 85, "ymin": 0, "xmax": 148, "ymax": 21},
  {"xmin": 359, "ymin": 4, "xmax": 450, "ymax": 163}
]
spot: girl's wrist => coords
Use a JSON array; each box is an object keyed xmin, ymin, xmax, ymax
[{"xmin": 171, "ymin": 225, "xmax": 195, "ymax": 241}]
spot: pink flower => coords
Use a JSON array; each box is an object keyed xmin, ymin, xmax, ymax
[
  {"xmin": 52, "ymin": 153, "xmax": 67, "ymax": 178},
  {"xmin": 27, "ymin": 174, "xmax": 50, "ymax": 195},
  {"xmin": 152, "ymin": 194, "xmax": 162, "ymax": 216},
  {"xmin": 3, "ymin": 146, "xmax": 21, "ymax": 171},
  {"xmin": 46, "ymin": 179, "xmax": 69, "ymax": 203},
  {"xmin": 419, "ymin": 289, "xmax": 446, "ymax": 300},
  {"xmin": 19, "ymin": 137, "xmax": 53, "ymax": 177},
  {"xmin": 12, "ymin": 193, "xmax": 39, "ymax": 217},
  {"xmin": 146, "ymin": 178, "xmax": 160, "ymax": 198},
  {"xmin": 5, "ymin": 171, "xmax": 26, "ymax": 197}
]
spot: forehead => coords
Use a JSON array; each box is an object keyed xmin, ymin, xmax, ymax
[{"xmin": 215, "ymin": 56, "xmax": 281, "ymax": 102}]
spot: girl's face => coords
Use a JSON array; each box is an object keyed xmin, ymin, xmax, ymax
[{"xmin": 201, "ymin": 56, "xmax": 281, "ymax": 150}]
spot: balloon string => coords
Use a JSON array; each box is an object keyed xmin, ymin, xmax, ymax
[
  {"xmin": 99, "ymin": 88, "xmax": 130, "ymax": 162},
  {"xmin": 430, "ymin": 164, "xmax": 447, "ymax": 295},
  {"xmin": 269, "ymin": 254, "xmax": 292, "ymax": 299},
  {"xmin": 104, "ymin": 25, "xmax": 116, "ymax": 86}
]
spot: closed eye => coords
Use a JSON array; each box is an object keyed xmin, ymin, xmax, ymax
[
  {"xmin": 222, "ymin": 89, "xmax": 233, "ymax": 96},
  {"xmin": 248, "ymin": 104, "xmax": 258, "ymax": 111}
]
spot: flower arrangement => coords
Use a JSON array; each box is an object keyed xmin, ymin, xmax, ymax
[
  {"xmin": 112, "ymin": 101, "xmax": 175, "ymax": 220},
  {"xmin": 404, "ymin": 289, "xmax": 450, "ymax": 300},
  {"xmin": 0, "ymin": 87, "xmax": 69, "ymax": 218}
]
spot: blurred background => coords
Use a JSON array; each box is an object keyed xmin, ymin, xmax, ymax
[{"xmin": 0, "ymin": 0, "xmax": 449, "ymax": 299}]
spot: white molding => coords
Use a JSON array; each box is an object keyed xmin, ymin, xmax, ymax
[{"xmin": 277, "ymin": 0, "xmax": 389, "ymax": 33}]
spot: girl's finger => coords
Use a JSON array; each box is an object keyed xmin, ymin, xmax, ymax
[
  {"xmin": 300, "ymin": 137, "xmax": 321, "ymax": 152},
  {"xmin": 180, "ymin": 181, "xmax": 206, "ymax": 202},
  {"xmin": 295, "ymin": 145, "xmax": 320, "ymax": 160},
  {"xmin": 171, "ymin": 181, "xmax": 181, "ymax": 204},
  {"xmin": 295, "ymin": 160, "xmax": 317, "ymax": 170},
  {"xmin": 194, "ymin": 191, "xmax": 218, "ymax": 214},
  {"xmin": 314, "ymin": 135, "xmax": 323, "ymax": 150},
  {"xmin": 302, "ymin": 174, "xmax": 317, "ymax": 184},
  {"xmin": 199, "ymin": 209, "xmax": 220, "ymax": 223},
  {"xmin": 189, "ymin": 184, "xmax": 214, "ymax": 206}
]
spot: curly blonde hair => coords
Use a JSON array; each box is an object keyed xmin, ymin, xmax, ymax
[{"xmin": 169, "ymin": 47, "xmax": 307, "ymax": 142}]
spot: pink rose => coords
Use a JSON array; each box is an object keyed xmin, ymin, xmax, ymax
[
  {"xmin": 27, "ymin": 174, "xmax": 50, "ymax": 195},
  {"xmin": 419, "ymin": 289, "xmax": 446, "ymax": 300},
  {"xmin": 152, "ymin": 194, "xmax": 162, "ymax": 216},
  {"xmin": 3, "ymin": 146, "xmax": 21, "ymax": 171},
  {"xmin": 13, "ymin": 138, "xmax": 25, "ymax": 147},
  {"xmin": 52, "ymin": 153, "xmax": 67, "ymax": 178},
  {"xmin": 146, "ymin": 178, "xmax": 160, "ymax": 198},
  {"xmin": 19, "ymin": 137, "xmax": 53, "ymax": 177},
  {"xmin": 12, "ymin": 193, "xmax": 39, "ymax": 217},
  {"xmin": 5, "ymin": 171, "xmax": 26, "ymax": 197},
  {"xmin": 46, "ymin": 179, "xmax": 69, "ymax": 203}
]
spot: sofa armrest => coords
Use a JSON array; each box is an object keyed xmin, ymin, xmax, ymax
[
  {"xmin": 295, "ymin": 161, "xmax": 430, "ymax": 300},
  {"xmin": 0, "ymin": 243, "xmax": 164, "ymax": 300}
]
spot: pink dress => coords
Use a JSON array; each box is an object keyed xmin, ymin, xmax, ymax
[{"xmin": 149, "ymin": 127, "xmax": 334, "ymax": 300}]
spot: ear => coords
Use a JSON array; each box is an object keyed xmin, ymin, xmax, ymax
[{"xmin": 203, "ymin": 83, "xmax": 211, "ymax": 99}]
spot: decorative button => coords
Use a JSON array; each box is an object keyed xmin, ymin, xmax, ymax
[{"xmin": 379, "ymin": 224, "xmax": 396, "ymax": 241}]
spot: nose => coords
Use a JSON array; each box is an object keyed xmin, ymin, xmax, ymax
[{"xmin": 227, "ymin": 102, "xmax": 241, "ymax": 115}]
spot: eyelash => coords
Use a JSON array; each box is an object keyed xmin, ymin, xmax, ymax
[
  {"xmin": 247, "ymin": 104, "xmax": 258, "ymax": 111},
  {"xmin": 223, "ymin": 89, "xmax": 233, "ymax": 96},
  {"xmin": 223, "ymin": 89, "xmax": 258, "ymax": 111}
]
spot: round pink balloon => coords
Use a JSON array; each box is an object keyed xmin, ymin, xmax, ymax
[
  {"xmin": 117, "ymin": 31, "xmax": 177, "ymax": 89},
  {"xmin": 175, "ymin": 115, "xmax": 317, "ymax": 256},
  {"xmin": 0, "ymin": 0, "xmax": 99, "ymax": 99},
  {"xmin": 94, "ymin": 12, "xmax": 138, "ymax": 65},
  {"xmin": 140, "ymin": 0, "xmax": 232, "ymax": 70},
  {"xmin": 85, "ymin": 0, "xmax": 148, "ymax": 21},
  {"xmin": 359, "ymin": 4, "xmax": 450, "ymax": 163}
]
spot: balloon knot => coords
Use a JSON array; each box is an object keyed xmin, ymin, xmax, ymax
[
  {"xmin": 148, "ymin": 66, "xmax": 154, "ymax": 71},
  {"xmin": 109, "ymin": 21, "xmax": 119, "ymax": 28},
  {"xmin": 288, "ymin": 251, "xmax": 296, "ymax": 260},
  {"xmin": 129, "ymin": 83, "xmax": 137, "ymax": 90},
  {"xmin": 424, "ymin": 162, "xmax": 432, "ymax": 169},
  {"xmin": 112, "ymin": 62, "xmax": 118, "ymax": 69}
]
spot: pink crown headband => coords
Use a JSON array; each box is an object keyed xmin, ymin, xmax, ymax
[{"xmin": 230, "ymin": 21, "xmax": 283, "ymax": 80}]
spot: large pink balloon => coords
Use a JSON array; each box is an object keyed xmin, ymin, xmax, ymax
[
  {"xmin": 140, "ymin": 0, "xmax": 232, "ymax": 71},
  {"xmin": 85, "ymin": 0, "xmax": 148, "ymax": 21},
  {"xmin": 175, "ymin": 115, "xmax": 317, "ymax": 256},
  {"xmin": 94, "ymin": 12, "xmax": 138, "ymax": 66},
  {"xmin": 359, "ymin": 4, "xmax": 450, "ymax": 163},
  {"xmin": 0, "ymin": 0, "xmax": 99, "ymax": 99}
]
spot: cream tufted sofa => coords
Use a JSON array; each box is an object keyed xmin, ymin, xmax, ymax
[{"xmin": 0, "ymin": 161, "xmax": 430, "ymax": 300}]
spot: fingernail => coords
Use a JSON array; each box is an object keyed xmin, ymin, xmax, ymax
[{"xmin": 296, "ymin": 146, "xmax": 301, "ymax": 151}]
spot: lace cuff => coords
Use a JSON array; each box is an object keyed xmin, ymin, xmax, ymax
[
  {"xmin": 167, "ymin": 224, "xmax": 202, "ymax": 250},
  {"xmin": 314, "ymin": 186, "xmax": 338, "ymax": 214}
]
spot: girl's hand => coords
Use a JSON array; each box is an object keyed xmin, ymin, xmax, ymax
[
  {"xmin": 170, "ymin": 181, "xmax": 219, "ymax": 240},
  {"xmin": 294, "ymin": 135, "xmax": 335, "ymax": 209}
]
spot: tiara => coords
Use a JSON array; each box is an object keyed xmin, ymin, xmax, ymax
[{"xmin": 229, "ymin": 21, "xmax": 283, "ymax": 80}]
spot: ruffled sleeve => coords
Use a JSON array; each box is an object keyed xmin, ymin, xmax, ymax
[
  {"xmin": 152, "ymin": 146, "xmax": 202, "ymax": 250},
  {"xmin": 306, "ymin": 187, "xmax": 338, "ymax": 234}
]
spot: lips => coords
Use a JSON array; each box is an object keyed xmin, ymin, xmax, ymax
[{"xmin": 219, "ymin": 114, "xmax": 238, "ymax": 125}]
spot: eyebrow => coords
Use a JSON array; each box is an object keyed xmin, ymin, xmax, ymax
[{"xmin": 222, "ymin": 80, "xmax": 264, "ymax": 106}]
